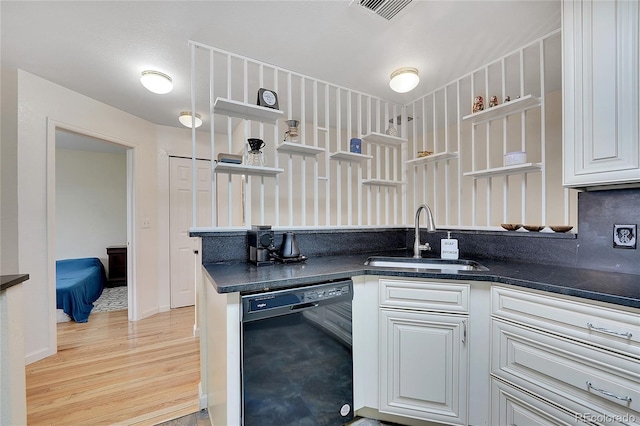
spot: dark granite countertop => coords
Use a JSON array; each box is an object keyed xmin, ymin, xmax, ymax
[
  {"xmin": 202, "ymin": 251, "xmax": 640, "ymax": 309},
  {"xmin": 0, "ymin": 274, "xmax": 30, "ymax": 292}
]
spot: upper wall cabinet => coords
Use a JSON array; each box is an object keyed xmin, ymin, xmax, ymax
[{"xmin": 563, "ymin": 0, "xmax": 640, "ymax": 188}]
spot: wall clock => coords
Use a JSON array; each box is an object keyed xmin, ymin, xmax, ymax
[{"xmin": 257, "ymin": 88, "xmax": 279, "ymax": 109}]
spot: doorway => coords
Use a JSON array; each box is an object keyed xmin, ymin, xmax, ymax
[{"xmin": 53, "ymin": 127, "xmax": 134, "ymax": 328}]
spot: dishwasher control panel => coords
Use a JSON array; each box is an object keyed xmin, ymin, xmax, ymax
[
  {"xmin": 303, "ymin": 284, "xmax": 350, "ymax": 301},
  {"xmin": 242, "ymin": 279, "xmax": 353, "ymax": 322}
]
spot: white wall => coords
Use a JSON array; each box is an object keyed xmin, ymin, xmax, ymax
[
  {"xmin": 1, "ymin": 68, "xmax": 19, "ymax": 275},
  {"xmin": 12, "ymin": 69, "xmax": 159, "ymax": 363},
  {"xmin": 55, "ymin": 149, "xmax": 127, "ymax": 275}
]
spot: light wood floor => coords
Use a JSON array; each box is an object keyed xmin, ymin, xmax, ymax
[{"xmin": 26, "ymin": 307, "xmax": 201, "ymax": 426}]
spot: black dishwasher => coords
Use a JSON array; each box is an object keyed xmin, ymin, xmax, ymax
[{"xmin": 241, "ymin": 279, "xmax": 354, "ymax": 426}]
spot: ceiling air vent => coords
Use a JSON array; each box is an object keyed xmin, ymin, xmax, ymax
[{"xmin": 357, "ymin": 0, "xmax": 413, "ymax": 20}]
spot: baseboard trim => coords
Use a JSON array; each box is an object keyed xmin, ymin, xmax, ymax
[{"xmin": 199, "ymin": 382, "xmax": 208, "ymax": 410}]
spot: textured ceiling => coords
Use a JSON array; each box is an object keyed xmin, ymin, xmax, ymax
[{"xmin": 1, "ymin": 0, "xmax": 561, "ymax": 134}]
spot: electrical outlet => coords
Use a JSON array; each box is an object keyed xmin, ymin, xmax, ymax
[
  {"xmin": 613, "ymin": 224, "xmax": 636, "ymax": 249},
  {"xmin": 141, "ymin": 218, "xmax": 152, "ymax": 229}
]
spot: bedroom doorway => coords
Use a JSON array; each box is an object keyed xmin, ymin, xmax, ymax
[{"xmin": 54, "ymin": 128, "xmax": 133, "ymax": 323}]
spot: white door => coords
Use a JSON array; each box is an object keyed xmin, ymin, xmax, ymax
[{"xmin": 169, "ymin": 157, "xmax": 211, "ymax": 308}]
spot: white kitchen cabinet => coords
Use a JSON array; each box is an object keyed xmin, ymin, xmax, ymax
[
  {"xmin": 563, "ymin": 0, "xmax": 640, "ymax": 187},
  {"xmin": 380, "ymin": 309, "xmax": 468, "ymax": 425},
  {"xmin": 378, "ymin": 278, "xmax": 470, "ymax": 425},
  {"xmin": 490, "ymin": 286, "xmax": 640, "ymax": 425}
]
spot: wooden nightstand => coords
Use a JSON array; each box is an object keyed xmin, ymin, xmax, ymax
[{"xmin": 106, "ymin": 245, "xmax": 127, "ymax": 287}]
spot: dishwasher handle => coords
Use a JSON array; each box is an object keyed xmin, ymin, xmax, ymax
[{"xmin": 291, "ymin": 302, "xmax": 319, "ymax": 311}]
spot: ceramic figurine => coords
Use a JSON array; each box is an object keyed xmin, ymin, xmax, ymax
[
  {"xmin": 504, "ymin": 96, "xmax": 511, "ymax": 103},
  {"xmin": 489, "ymin": 95, "xmax": 499, "ymax": 107},
  {"xmin": 472, "ymin": 96, "xmax": 484, "ymax": 113}
]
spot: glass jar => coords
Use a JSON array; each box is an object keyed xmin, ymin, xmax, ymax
[{"xmin": 246, "ymin": 150, "xmax": 266, "ymax": 166}]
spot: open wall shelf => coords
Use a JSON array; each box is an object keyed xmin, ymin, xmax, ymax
[
  {"xmin": 277, "ymin": 142, "xmax": 325, "ymax": 156},
  {"xmin": 213, "ymin": 162, "xmax": 284, "ymax": 176},
  {"xmin": 213, "ymin": 97, "xmax": 284, "ymax": 124},
  {"xmin": 362, "ymin": 179, "xmax": 405, "ymax": 187},
  {"xmin": 361, "ymin": 132, "xmax": 407, "ymax": 146},
  {"xmin": 463, "ymin": 162, "xmax": 542, "ymax": 179},
  {"xmin": 329, "ymin": 151, "xmax": 373, "ymax": 163},
  {"xmin": 462, "ymin": 94, "xmax": 541, "ymax": 125},
  {"xmin": 406, "ymin": 152, "xmax": 459, "ymax": 166}
]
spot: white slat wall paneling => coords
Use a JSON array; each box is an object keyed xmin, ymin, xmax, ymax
[
  {"xmin": 258, "ymin": 64, "xmax": 266, "ymax": 225},
  {"xmin": 456, "ymin": 80, "xmax": 462, "ymax": 226},
  {"xmin": 422, "ymin": 96, "xmax": 428, "ymax": 215},
  {"xmin": 386, "ymin": 103, "xmax": 391, "ymax": 224},
  {"xmin": 443, "ymin": 86, "xmax": 449, "ymax": 225},
  {"xmin": 312, "ymin": 81, "xmax": 319, "ymax": 226},
  {"xmin": 287, "ymin": 73, "xmax": 294, "ymax": 226},
  {"xmin": 324, "ymin": 83, "xmax": 330, "ymax": 225},
  {"xmin": 484, "ymin": 67, "xmax": 492, "ymax": 226},
  {"xmin": 471, "ymin": 73, "xmax": 477, "ymax": 226},
  {"xmin": 366, "ymin": 96, "xmax": 372, "ymax": 225},
  {"xmin": 539, "ymin": 39, "xmax": 547, "ymax": 226},
  {"xmin": 501, "ymin": 58, "xmax": 508, "ymax": 223},
  {"xmin": 209, "ymin": 49, "xmax": 217, "ymax": 227},
  {"xmin": 190, "ymin": 43, "xmax": 197, "ymax": 227},
  {"xmin": 336, "ymin": 87, "xmax": 342, "ymax": 226},
  {"xmin": 273, "ymin": 69, "xmax": 281, "ymax": 227},
  {"xmin": 226, "ymin": 55, "xmax": 233, "ymax": 227},
  {"xmin": 243, "ymin": 58, "xmax": 252, "ymax": 227},
  {"xmin": 189, "ymin": 30, "xmax": 567, "ymax": 231},
  {"xmin": 300, "ymin": 78, "xmax": 307, "ymax": 226},
  {"xmin": 346, "ymin": 91, "xmax": 352, "ymax": 226},
  {"xmin": 357, "ymin": 93, "xmax": 363, "ymax": 226},
  {"xmin": 519, "ymin": 49, "xmax": 527, "ymax": 226},
  {"xmin": 402, "ymin": 29, "xmax": 565, "ymax": 230}
]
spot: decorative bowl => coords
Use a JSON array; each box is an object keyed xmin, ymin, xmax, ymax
[
  {"xmin": 501, "ymin": 223, "xmax": 522, "ymax": 231},
  {"xmin": 417, "ymin": 151, "xmax": 433, "ymax": 158},
  {"xmin": 523, "ymin": 225, "xmax": 545, "ymax": 232},
  {"xmin": 549, "ymin": 225, "xmax": 573, "ymax": 233}
]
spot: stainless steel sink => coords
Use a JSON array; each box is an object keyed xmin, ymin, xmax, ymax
[{"xmin": 364, "ymin": 256, "xmax": 488, "ymax": 271}]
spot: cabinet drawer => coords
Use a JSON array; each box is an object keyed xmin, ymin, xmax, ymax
[
  {"xmin": 492, "ymin": 319, "xmax": 640, "ymax": 424},
  {"xmin": 380, "ymin": 278, "xmax": 469, "ymax": 313},
  {"xmin": 492, "ymin": 286, "xmax": 640, "ymax": 358},
  {"xmin": 491, "ymin": 378, "xmax": 589, "ymax": 425}
]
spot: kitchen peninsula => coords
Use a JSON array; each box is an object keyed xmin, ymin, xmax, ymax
[
  {"xmin": 194, "ymin": 227, "xmax": 640, "ymax": 425},
  {"xmin": 0, "ymin": 274, "xmax": 29, "ymax": 426}
]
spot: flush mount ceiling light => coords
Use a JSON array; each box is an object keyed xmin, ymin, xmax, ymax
[
  {"xmin": 140, "ymin": 70, "xmax": 173, "ymax": 94},
  {"xmin": 389, "ymin": 67, "xmax": 420, "ymax": 93},
  {"xmin": 179, "ymin": 111, "xmax": 202, "ymax": 128}
]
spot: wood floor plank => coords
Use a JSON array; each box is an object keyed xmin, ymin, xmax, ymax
[{"xmin": 26, "ymin": 307, "xmax": 200, "ymax": 425}]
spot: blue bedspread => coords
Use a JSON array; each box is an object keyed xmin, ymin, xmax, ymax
[{"xmin": 56, "ymin": 257, "xmax": 106, "ymax": 323}]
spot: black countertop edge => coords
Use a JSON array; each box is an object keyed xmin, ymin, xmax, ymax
[
  {"xmin": 0, "ymin": 274, "xmax": 30, "ymax": 292},
  {"xmin": 190, "ymin": 226, "xmax": 576, "ymax": 239},
  {"xmin": 202, "ymin": 253, "xmax": 640, "ymax": 309}
]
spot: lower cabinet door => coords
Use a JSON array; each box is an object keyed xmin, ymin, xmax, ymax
[{"xmin": 379, "ymin": 308, "xmax": 468, "ymax": 425}]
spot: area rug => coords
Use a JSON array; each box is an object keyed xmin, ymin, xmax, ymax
[{"xmin": 93, "ymin": 286, "xmax": 128, "ymax": 312}]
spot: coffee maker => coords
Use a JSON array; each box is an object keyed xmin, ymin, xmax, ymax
[{"xmin": 248, "ymin": 225, "xmax": 274, "ymax": 266}]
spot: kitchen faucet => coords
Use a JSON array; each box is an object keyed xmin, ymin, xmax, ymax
[{"xmin": 413, "ymin": 204, "xmax": 436, "ymax": 258}]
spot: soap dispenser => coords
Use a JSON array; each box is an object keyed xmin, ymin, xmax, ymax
[{"xmin": 441, "ymin": 231, "xmax": 459, "ymax": 260}]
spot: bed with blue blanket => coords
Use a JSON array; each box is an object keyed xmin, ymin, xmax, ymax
[{"xmin": 56, "ymin": 257, "xmax": 106, "ymax": 323}]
